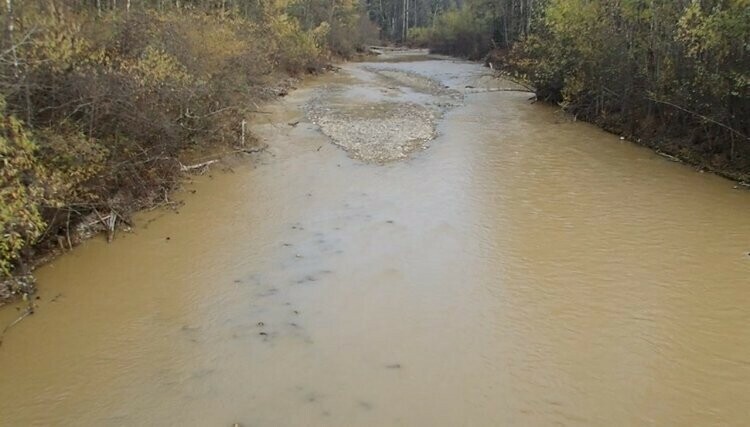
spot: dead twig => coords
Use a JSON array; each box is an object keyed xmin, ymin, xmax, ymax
[
  {"xmin": 179, "ymin": 159, "xmax": 219, "ymax": 172},
  {"xmin": 235, "ymin": 145, "xmax": 267, "ymax": 154},
  {"xmin": 492, "ymin": 71, "xmax": 536, "ymax": 93},
  {"xmin": 656, "ymin": 151, "xmax": 681, "ymax": 162},
  {"xmin": 65, "ymin": 209, "xmax": 73, "ymax": 250},
  {"xmin": 0, "ymin": 304, "xmax": 34, "ymax": 348},
  {"xmin": 194, "ymin": 106, "xmax": 271, "ymax": 119},
  {"xmin": 465, "ymin": 87, "xmax": 534, "ymax": 94},
  {"xmin": 109, "ymin": 208, "xmax": 132, "ymax": 228},
  {"xmin": 107, "ymin": 210, "xmax": 117, "ymax": 243},
  {"xmin": 92, "ymin": 208, "xmax": 110, "ymax": 228}
]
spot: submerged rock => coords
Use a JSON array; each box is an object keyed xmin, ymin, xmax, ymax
[{"xmin": 0, "ymin": 275, "xmax": 36, "ymax": 306}]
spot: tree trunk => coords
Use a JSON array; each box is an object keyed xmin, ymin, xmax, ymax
[{"xmin": 401, "ymin": 0, "xmax": 406, "ymax": 41}]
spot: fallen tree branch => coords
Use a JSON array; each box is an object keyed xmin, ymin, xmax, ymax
[
  {"xmin": 179, "ymin": 159, "xmax": 218, "ymax": 172},
  {"xmin": 656, "ymin": 151, "xmax": 681, "ymax": 162},
  {"xmin": 0, "ymin": 304, "xmax": 34, "ymax": 348},
  {"xmin": 109, "ymin": 208, "xmax": 132, "ymax": 227},
  {"xmin": 202, "ymin": 106, "xmax": 271, "ymax": 117},
  {"xmin": 492, "ymin": 71, "xmax": 536, "ymax": 93},
  {"xmin": 107, "ymin": 211, "xmax": 117, "ymax": 243},
  {"xmin": 91, "ymin": 209, "xmax": 110, "ymax": 229},
  {"xmin": 66, "ymin": 209, "xmax": 73, "ymax": 250},
  {"xmin": 465, "ymin": 87, "xmax": 534, "ymax": 94},
  {"xmin": 175, "ymin": 145, "xmax": 266, "ymax": 173},
  {"xmin": 234, "ymin": 144, "xmax": 267, "ymax": 154},
  {"xmin": 647, "ymin": 96, "xmax": 750, "ymax": 141}
]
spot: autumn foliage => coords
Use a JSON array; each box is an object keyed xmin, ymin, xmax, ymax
[{"xmin": 0, "ymin": 0, "xmax": 373, "ymax": 284}]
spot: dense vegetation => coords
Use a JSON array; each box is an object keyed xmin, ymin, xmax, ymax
[
  {"xmin": 0, "ymin": 0, "xmax": 377, "ymax": 294},
  {"xmin": 403, "ymin": 0, "xmax": 750, "ymax": 179}
]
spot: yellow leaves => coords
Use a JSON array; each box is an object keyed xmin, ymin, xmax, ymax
[
  {"xmin": 122, "ymin": 46, "xmax": 192, "ymax": 87},
  {"xmin": 34, "ymin": 128, "xmax": 108, "ymax": 204},
  {"xmin": 0, "ymin": 111, "xmax": 45, "ymax": 277},
  {"xmin": 313, "ymin": 21, "xmax": 331, "ymax": 45},
  {"xmin": 677, "ymin": 1, "xmax": 749, "ymax": 63},
  {"xmin": 270, "ymin": 15, "xmax": 323, "ymax": 72},
  {"xmin": 0, "ymin": 105, "xmax": 110, "ymax": 276},
  {"xmin": 23, "ymin": 17, "xmax": 101, "ymax": 73},
  {"xmin": 174, "ymin": 17, "xmax": 249, "ymax": 79},
  {"xmin": 675, "ymin": 0, "xmax": 749, "ymax": 103}
]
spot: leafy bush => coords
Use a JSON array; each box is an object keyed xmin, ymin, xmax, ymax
[
  {"xmin": 407, "ymin": 9, "xmax": 492, "ymax": 59},
  {"xmin": 286, "ymin": 0, "xmax": 380, "ymax": 58},
  {"xmin": 407, "ymin": 27, "xmax": 431, "ymax": 47},
  {"xmin": 270, "ymin": 15, "xmax": 325, "ymax": 73},
  {"xmin": 0, "ymin": 106, "xmax": 45, "ymax": 276}
]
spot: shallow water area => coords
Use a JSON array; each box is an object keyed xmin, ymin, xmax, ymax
[{"xmin": 1, "ymin": 52, "xmax": 750, "ymax": 426}]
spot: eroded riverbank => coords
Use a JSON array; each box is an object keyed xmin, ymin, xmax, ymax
[{"xmin": 1, "ymin": 53, "xmax": 750, "ymax": 426}]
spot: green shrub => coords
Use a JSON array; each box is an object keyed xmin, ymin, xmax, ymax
[
  {"xmin": 0, "ymin": 106, "xmax": 45, "ymax": 277},
  {"xmin": 407, "ymin": 27, "xmax": 431, "ymax": 47},
  {"xmin": 285, "ymin": 0, "xmax": 380, "ymax": 58},
  {"xmin": 270, "ymin": 15, "xmax": 324, "ymax": 73},
  {"xmin": 407, "ymin": 10, "xmax": 492, "ymax": 59}
]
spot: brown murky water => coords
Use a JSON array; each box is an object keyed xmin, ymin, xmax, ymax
[{"xmin": 2, "ymin": 55, "xmax": 750, "ymax": 426}]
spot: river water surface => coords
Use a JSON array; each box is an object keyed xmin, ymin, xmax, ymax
[{"xmin": 2, "ymin": 52, "xmax": 750, "ymax": 426}]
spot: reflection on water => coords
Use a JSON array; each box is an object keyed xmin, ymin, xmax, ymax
[{"xmin": 1, "ymin": 56, "xmax": 749, "ymax": 426}]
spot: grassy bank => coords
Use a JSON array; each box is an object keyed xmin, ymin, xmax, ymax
[
  {"xmin": 407, "ymin": 1, "xmax": 750, "ymax": 182},
  {"xmin": 0, "ymin": 1, "xmax": 377, "ymax": 303}
]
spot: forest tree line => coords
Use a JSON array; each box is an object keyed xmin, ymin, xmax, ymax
[
  {"xmin": 0, "ymin": 0, "xmax": 377, "ymax": 290},
  {"xmin": 400, "ymin": 0, "xmax": 749, "ymax": 181}
]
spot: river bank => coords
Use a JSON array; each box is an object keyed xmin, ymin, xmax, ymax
[
  {"xmin": 529, "ymin": 87, "xmax": 750, "ymax": 186},
  {"xmin": 0, "ymin": 74, "xmax": 299, "ymax": 308},
  {"xmin": 481, "ymin": 51, "xmax": 750, "ymax": 186}
]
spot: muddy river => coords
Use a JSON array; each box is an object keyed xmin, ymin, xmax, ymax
[{"xmin": 2, "ymin": 51, "xmax": 750, "ymax": 426}]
